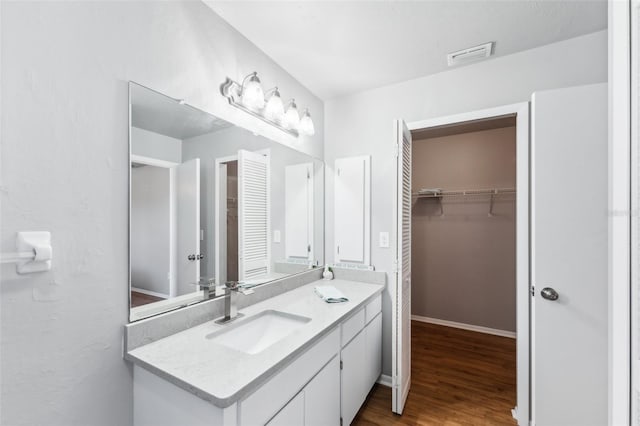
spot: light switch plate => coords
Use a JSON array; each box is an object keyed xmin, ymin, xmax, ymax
[
  {"xmin": 273, "ymin": 230, "xmax": 281, "ymax": 243},
  {"xmin": 379, "ymin": 231, "xmax": 390, "ymax": 248}
]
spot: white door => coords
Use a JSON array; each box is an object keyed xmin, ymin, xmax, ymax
[
  {"xmin": 238, "ymin": 149, "xmax": 270, "ymax": 280},
  {"xmin": 392, "ymin": 119, "xmax": 412, "ymax": 414},
  {"xmin": 531, "ymin": 84, "xmax": 608, "ymax": 425},
  {"xmin": 176, "ymin": 158, "xmax": 200, "ymax": 296},
  {"xmin": 285, "ymin": 162, "xmax": 313, "ymax": 260}
]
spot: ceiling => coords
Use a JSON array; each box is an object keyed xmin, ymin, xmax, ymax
[
  {"xmin": 205, "ymin": 1, "xmax": 607, "ymax": 100},
  {"xmin": 131, "ymin": 82, "xmax": 233, "ymax": 140}
]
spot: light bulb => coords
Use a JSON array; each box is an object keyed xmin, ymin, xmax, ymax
[
  {"xmin": 299, "ymin": 109, "xmax": 315, "ymax": 136},
  {"xmin": 284, "ymin": 99, "xmax": 300, "ymax": 130},
  {"xmin": 241, "ymin": 73, "xmax": 265, "ymax": 110},
  {"xmin": 264, "ymin": 88, "xmax": 284, "ymax": 122}
]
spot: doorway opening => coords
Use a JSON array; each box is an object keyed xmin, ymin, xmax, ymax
[
  {"xmin": 411, "ymin": 115, "xmax": 517, "ymax": 424},
  {"xmin": 389, "ymin": 103, "xmax": 530, "ymax": 426}
]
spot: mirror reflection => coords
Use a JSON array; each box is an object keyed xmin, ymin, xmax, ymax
[{"xmin": 129, "ymin": 82, "xmax": 323, "ymax": 321}]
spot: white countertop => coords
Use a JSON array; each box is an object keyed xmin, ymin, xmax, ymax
[{"xmin": 125, "ymin": 279, "xmax": 384, "ymax": 408}]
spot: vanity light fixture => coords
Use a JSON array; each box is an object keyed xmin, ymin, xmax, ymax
[
  {"xmin": 299, "ymin": 109, "xmax": 315, "ymax": 136},
  {"xmin": 220, "ymin": 72, "xmax": 315, "ymax": 138},
  {"xmin": 264, "ymin": 87, "xmax": 285, "ymax": 122},
  {"xmin": 240, "ymin": 72, "xmax": 265, "ymax": 110},
  {"xmin": 283, "ymin": 99, "xmax": 300, "ymax": 130}
]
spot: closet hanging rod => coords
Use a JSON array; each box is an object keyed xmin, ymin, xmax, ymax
[{"xmin": 413, "ymin": 188, "xmax": 516, "ymax": 199}]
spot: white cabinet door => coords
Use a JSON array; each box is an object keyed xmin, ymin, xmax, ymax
[
  {"xmin": 341, "ymin": 330, "xmax": 367, "ymax": 426},
  {"xmin": 266, "ymin": 391, "xmax": 304, "ymax": 426},
  {"xmin": 365, "ymin": 313, "xmax": 382, "ymax": 389},
  {"xmin": 532, "ymin": 84, "xmax": 608, "ymax": 425},
  {"xmin": 334, "ymin": 156, "xmax": 371, "ymax": 265},
  {"xmin": 285, "ymin": 162, "xmax": 314, "ymax": 260},
  {"xmin": 305, "ymin": 356, "xmax": 340, "ymax": 426}
]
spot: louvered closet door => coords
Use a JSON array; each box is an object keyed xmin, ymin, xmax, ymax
[
  {"xmin": 238, "ymin": 149, "xmax": 271, "ymax": 280},
  {"xmin": 393, "ymin": 119, "xmax": 412, "ymax": 414}
]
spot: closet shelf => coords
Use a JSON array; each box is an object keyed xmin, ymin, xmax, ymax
[
  {"xmin": 412, "ymin": 188, "xmax": 516, "ymax": 199},
  {"xmin": 413, "ymin": 188, "xmax": 516, "ymax": 216}
]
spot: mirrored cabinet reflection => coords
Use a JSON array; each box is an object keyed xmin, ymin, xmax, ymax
[{"xmin": 129, "ymin": 82, "xmax": 324, "ymax": 321}]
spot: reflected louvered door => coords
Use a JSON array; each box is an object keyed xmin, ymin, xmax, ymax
[
  {"xmin": 238, "ymin": 150, "xmax": 271, "ymax": 280},
  {"xmin": 393, "ymin": 119, "xmax": 412, "ymax": 414}
]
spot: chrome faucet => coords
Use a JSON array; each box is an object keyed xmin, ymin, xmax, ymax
[{"xmin": 215, "ymin": 281, "xmax": 255, "ymax": 324}]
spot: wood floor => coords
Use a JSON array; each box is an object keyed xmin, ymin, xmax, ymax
[
  {"xmin": 130, "ymin": 291, "xmax": 164, "ymax": 308},
  {"xmin": 353, "ymin": 321, "xmax": 516, "ymax": 426}
]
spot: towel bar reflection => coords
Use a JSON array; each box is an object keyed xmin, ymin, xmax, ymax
[{"xmin": 0, "ymin": 232, "xmax": 52, "ymax": 274}]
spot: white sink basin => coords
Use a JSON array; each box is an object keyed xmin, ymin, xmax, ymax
[{"xmin": 206, "ymin": 310, "xmax": 311, "ymax": 355}]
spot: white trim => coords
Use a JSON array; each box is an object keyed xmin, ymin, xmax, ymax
[
  {"xmin": 131, "ymin": 154, "xmax": 179, "ymax": 169},
  {"xmin": 609, "ymin": 1, "xmax": 632, "ymax": 425},
  {"xmin": 130, "ymin": 155, "xmax": 178, "ymax": 299},
  {"xmin": 404, "ymin": 101, "xmax": 530, "ymax": 426},
  {"xmin": 377, "ymin": 374, "xmax": 393, "ymax": 388},
  {"xmin": 131, "ymin": 286, "xmax": 169, "ymax": 299},
  {"xmin": 411, "ymin": 315, "xmax": 517, "ymax": 339}
]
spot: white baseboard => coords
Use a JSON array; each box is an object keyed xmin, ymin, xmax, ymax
[
  {"xmin": 131, "ymin": 287, "xmax": 169, "ymax": 299},
  {"xmin": 377, "ymin": 374, "xmax": 393, "ymax": 388},
  {"xmin": 411, "ymin": 315, "xmax": 516, "ymax": 339}
]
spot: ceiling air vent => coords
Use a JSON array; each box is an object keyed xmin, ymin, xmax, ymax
[{"xmin": 447, "ymin": 42, "xmax": 494, "ymax": 67}]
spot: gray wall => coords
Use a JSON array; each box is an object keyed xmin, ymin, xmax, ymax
[
  {"xmin": 0, "ymin": 2, "xmax": 323, "ymax": 425},
  {"xmin": 324, "ymin": 30, "xmax": 608, "ymax": 377},
  {"xmin": 412, "ymin": 127, "xmax": 516, "ymax": 332},
  {"xmin": 131, "ymin": 166, "xmax": 171, "ymax": 296}
]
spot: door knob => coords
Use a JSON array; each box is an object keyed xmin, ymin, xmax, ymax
[
  {"xmin": 541, "ymin": 287, "xmax": 559, "ymax": 301},
  {"xmin": 197, "ymin": 253, "xmax": 205, "ymax": 260},
  {"xmin": 188, "ymin": 254, "xmax": 196, "ymax": 261}
]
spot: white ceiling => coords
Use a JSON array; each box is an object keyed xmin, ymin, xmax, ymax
[
  {"xmin": 131, "ymin": 82, "xmax": 233, "ymax": 139},
  {"xmin": 205, "ymin": 1, "xmax": 607, "ymax": 100}
]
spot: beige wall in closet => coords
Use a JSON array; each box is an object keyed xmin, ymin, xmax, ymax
[{"xmin": 412, "ymin": 126, "xmax": 516, "ymax": 332}]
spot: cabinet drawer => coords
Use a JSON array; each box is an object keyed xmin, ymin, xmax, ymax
[
  {"xmin": 341, "ymin": 308, "xmax": 365, "ymax": 347},
  {"xmin": 365, "ymin": 295, "xmax": 381, "ymax": 324}
]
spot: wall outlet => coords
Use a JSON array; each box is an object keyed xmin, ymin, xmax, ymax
[
  {"xmin": 273, "ymin": 230, "xmax": 281, "ymax": 243},
  {"xmin": 379, "ymin": 231, "xmax": 390, "ymax": 248}
]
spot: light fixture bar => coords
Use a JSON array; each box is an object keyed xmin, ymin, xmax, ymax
[{"xmin": 221, "ymin": 77, "xmax": 299, "ymax": 137}]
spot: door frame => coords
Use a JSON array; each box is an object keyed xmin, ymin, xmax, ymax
[
  {"xmin": 393, "ymin": 102, "xmax": 530, "ymax": 425},
  {"xmin": 610, "ymin": 0, "xmax": 633, "ymax": 424},
  {"xmin": 214, "ymin": 154, "xmax": 239, "ymax": 288},
  {"xmin": 214, "ymin": 149, "xmax": 271, "ymax": 286},
  {"xmin": 130, "ymin": 154, "xmax": 178, "ymax": 298}
]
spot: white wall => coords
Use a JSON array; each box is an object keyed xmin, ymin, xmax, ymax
[
  {"xmin": 324, "ymin": 30, "xmax": 608, "ymax": 376},
  {"xmin": 131, "ymin": 166, "xmax": 171, "ymax": 296},
  {"xmin": 131, "ymin": 127, "xmax": 182, "ymax": 164},
  {"xmin": 0, "ymin": 2, "xmax": 323, "ymax": 425}
]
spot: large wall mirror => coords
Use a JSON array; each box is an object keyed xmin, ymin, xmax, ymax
[{"xmin": 129, "ymin": 82, "xmax": 324, "ymax": 321}]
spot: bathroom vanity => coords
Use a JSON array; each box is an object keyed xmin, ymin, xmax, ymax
[
  {"xmin": 125, "ymin": 83, "xmax": 383, "ymax": 425},
  {"xmin": 126, "ymin": 279, "xmax": 383, "ymax": 426}
]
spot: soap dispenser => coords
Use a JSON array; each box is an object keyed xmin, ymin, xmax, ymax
[{"xmin": 322, "ymin": 264, "xmax": 334, "ymax": 280}]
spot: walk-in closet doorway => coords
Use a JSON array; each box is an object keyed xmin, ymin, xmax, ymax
[{"xmin": 391, "ymin": 103, "xmax": 530, "ymax": 425}]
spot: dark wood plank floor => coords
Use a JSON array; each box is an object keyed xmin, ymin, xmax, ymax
[
  {"xmin": 130, "ymin": 291, "xmax": 164, "ymax": 308},
  {"xmin": 353, "ymin": 321, "xmax": 517, "ymax": 426}
]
